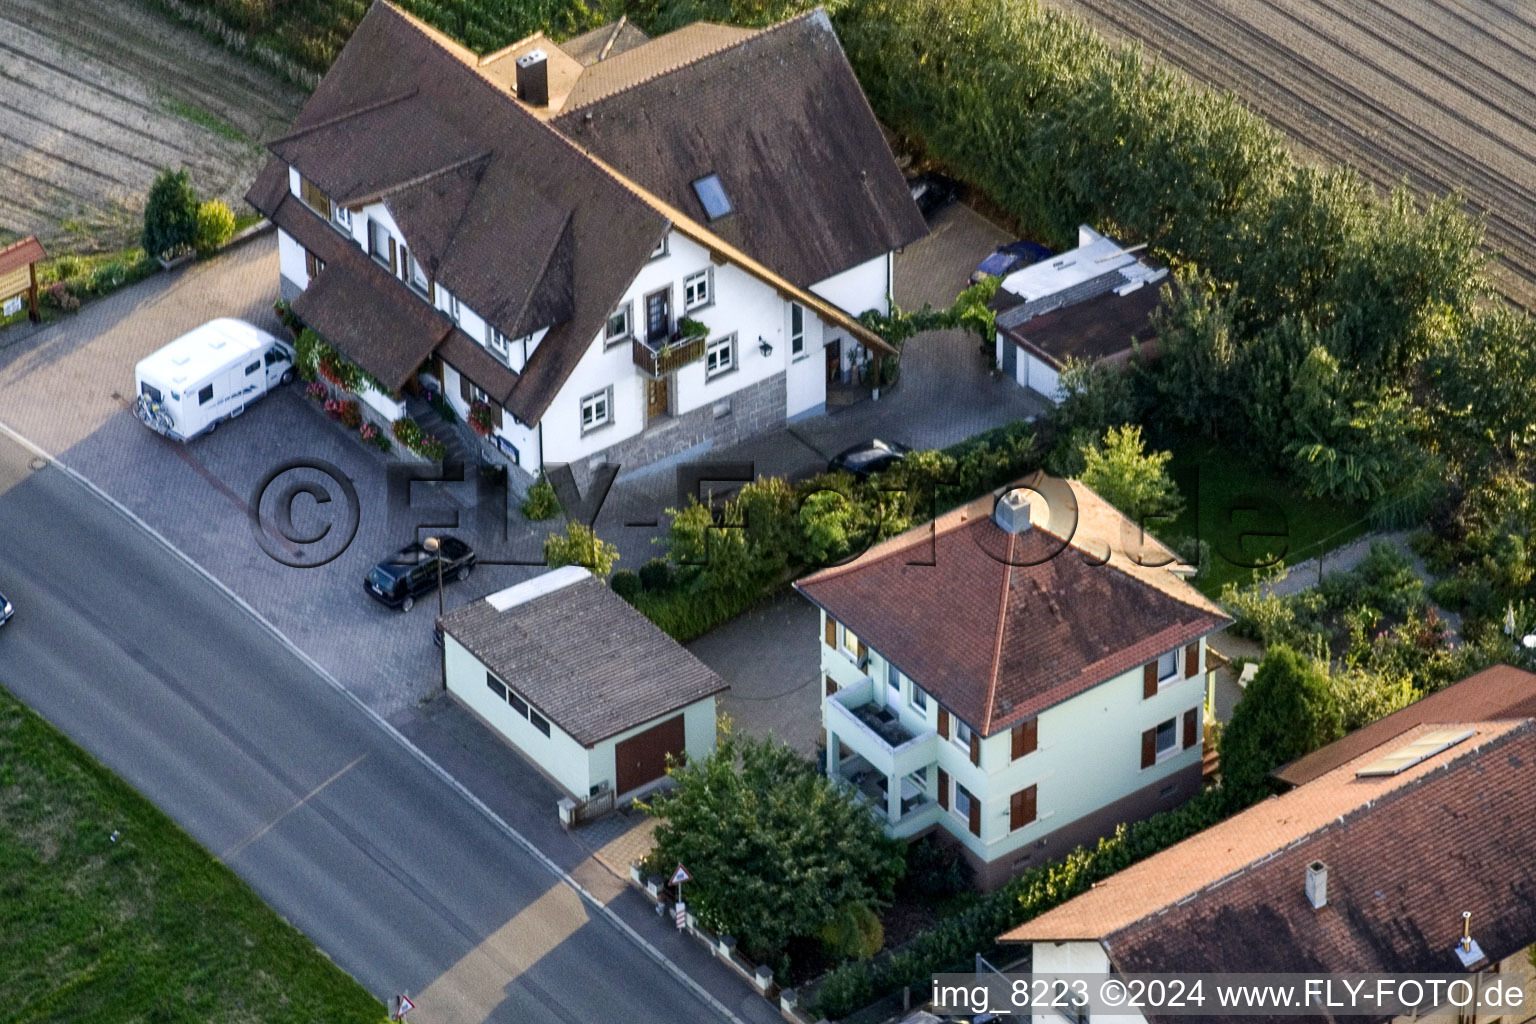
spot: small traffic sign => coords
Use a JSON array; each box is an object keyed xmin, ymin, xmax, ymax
[
  {"xmin": 674, "ymin": 900, "xmax": 688, "ymax": 930},
  {"xmin": 394, "ymin": 994, "xmax": 415, "ymax": 1020},
  {"xmin": 670, "ymin": 864, "xmax": 692, "ymax": 886}
]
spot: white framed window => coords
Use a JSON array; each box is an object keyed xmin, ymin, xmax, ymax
[
  {"xmin": 605, "ymin": 302, "xmax": 632, "ymax": 345},
  {"xmin": 683, "ymin": 269, "xmax": 712, "ymax": 310},
  {"xmin": 446, "ymin": 292, "xmax": 462, "ymax": 323},
  {"xmin": 332, "ymin": 204, "xmax": 352, "ymax": 232},
  {"xmin": 885, "ymin": 661, "xmax": 901, "ymax": 703},
  {"xmin": 486, "ymin": 325, "xmax": 509, "ymax": 356},
  {"xmin": 580, "ymin": 387, "xmax": 611, "ymax": 433},
  {"xmin": 841, "ymin": 626, "xmax": 860, "ymax": 657},
  {"xmin": 650, "ymin": 236, "xmax": 668, "ymax": 260},
  {"xmin": 407, "ymin": 253, "xmax": 429, "ymax": 294},
  {"xmin": 705, "ymin": 333, "xmax": 735, "ymax": 378},
  {"xmin": 1155, "ymin": 717, "xmax": 1178, "ymax": 759},
  {"xmin": 909, "ymin": 684, "xmax": 928, "ymax": 713},
  {"xmin": 952, "ymin": 780, "xmax": 974, "ymax": 821},
  {"xmin": 469, "ymin": 383, "xmax": 489, "ymax": 405},
  {"xmin": 790, "ymin": 302, "xmax": 805, "ymax": 357},
  {"xmin": 1157, "ymin": 649, "xmax": 1180, "ymax": 683},
  {"xmin": 952, "ymin": 719, "xmax": 972, "ymax": 752},
  {"xmin": 368, "ymin": 220, "xmax": 391, "ymax": 265}
]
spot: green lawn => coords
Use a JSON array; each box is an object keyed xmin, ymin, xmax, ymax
[
  {"xmin": 0, "ymin": 686, "xmax": 386, "ymax": 1024},
  {"xmin": 1160, "ymin": 438, "xmax": 1370, "ymax": 596}
]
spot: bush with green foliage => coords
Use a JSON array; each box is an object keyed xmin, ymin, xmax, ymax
[
  {"xmin": 194, "ymin": 199, "xmax": 237, "ymax": 254},
  {"xmin": 1219, "ymin": 646, "xmax": 1343, "ymax": 796},
  {"xmin": 543, "ymin": 522, "xmax": 619, "ymax": 577},
  {"xmin": 609, "ymin": 569, "xmax": 641, "ymax": 601},
  {"xmin": 638, "ymin": 557, "xmax": 676, "ymax": 593},
  {"xmin": 641, "ymin": 732, "xmax": 905, "ymax": 973},
  {"xmin": 142, "ymin": 168, "xmax": 200, "ymax": 260},
  {"xmin": 520, "ymin": 474, "xmax": 561, "ymax": 521},
  {"xmin": 1078, "ymin": 424, "xmax": 1183, "ymax": 529}
]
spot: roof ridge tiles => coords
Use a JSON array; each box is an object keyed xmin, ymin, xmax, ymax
[
  {"xmin": 271, "ymin": 85, "xmax": 420, "ymax": 145},
  {"xmin": 343, "ymin": 149, "xmax": 491, "ymax": 208},
  {"xmin": 557, "ymin": 8, "xmax": 823, "ymax": 113}
]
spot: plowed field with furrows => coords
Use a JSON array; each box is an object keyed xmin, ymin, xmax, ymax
[
  {"xmin": 1049, "ymin": 0, "xmax": 1536, "ymax": 308},
  {"xmin": 0, "ymin": 0, "xmax": 305, "ymax": 252}
]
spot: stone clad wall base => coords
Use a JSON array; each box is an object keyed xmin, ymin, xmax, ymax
[
  {"xmin": 279, "ymin": 274, "xmax": 303, "ymax": 305},
  {"xmin": 580, "ymin": 371, "xmax": 787, "ymax": 484},
  {"xmin": 931, "ymin": 761, "xmax": 1205, "ymax": 892}
]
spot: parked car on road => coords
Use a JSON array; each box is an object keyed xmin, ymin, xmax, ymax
[
  {"xmin": 970, "ymin": 239, "xmax": 1054, "ymax": 285},
  {"xmin": 828, "ymin": 439, "xmax": 913, "ymax": 479},
  {"xmin": 365, "ymin": 537, "xmax": 476, "ymax": 612},
  {"xmin": 906, "ymin": 172, "xmax": 962, "ymax": 220},
  {"xmin": 135, "ymin": 319, "xmax": 295, "ymax": 442},
  {"xmin": 0, "ymin": 589, "xmax": 12, "ymax": 626}
]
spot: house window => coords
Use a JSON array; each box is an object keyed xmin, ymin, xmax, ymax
[
  {"xmin": 885, "ymin": 661, "xmax": 901, "ymax": 703},
  {"xmin": 841, "ymin": 627, "xmax": 860, "ymax": 657},
  {"xmin": 332, "ymin": 204, "xmax": 352, "ymax": 232},
  {"xmin": 468, "ymin": 383, "xmax": 490, "ymax": 405},
  {"xmin": 197, "ymin": 384, "xmax": 214, "ymax": 405},
  {"xmin": 705, "ymin": 334, "xmax": 735, "ymax": 378},
  {"xmin": 298, "ymin": 175, "xmax": 331, "ymax": 220},
  {"xmin": 368, "ymin": 220, "xmax": 391, "ymax": 265},
  {"xmin": 909, "ymin": 684, "xmax": 928, "ymax": 713},
  {"xmin": 1156, "ymin": 717, "xmax": 1178, "ymax": 758},
  {"xmin": 952, "ymin": 719, "xmax": 972, "ymax": 752},
  {"xmin": 605, "ymin": 302, "xmax": 632, "ymax": 346},
  {"xmin": 580, "ymin": 387, "xmax": 612, "ymax": 433},
  {"xmin": 790, "ymin": 303, "xmax": 805, "ymax": 357},
  {"xmin": 244, "ymin": 360, "xmax": 260, "ymax": 376},
  {"xmin": 952, "ymin": 781, "xmax": 974, "ymax": 821},
  {"xmin": 683, "ymin": 269, "xmax": 712, "ymax": 310},
  {"xmin": 650, "ymin": 236, "xmax": 668, "ymax": 260},
  {"xmin": 529, "ymin": 709, "xmax": 551, "ymax": 737},
  {"xmin": 406, "ymin": 253, "xmax": 429, "ymax": 295},
  {"xmin": 304, "ymin": 249, "xmax": 324, "ymax": 280},
  {"xmin": 486, "ymin": 325, "xmax": 509, "ymax": 357},
  {"xmin": 446, "ymin": 293, "xmax": 462, "ymax": 323},
  {"xmin": 1157, "ymin": 649, "xmax": 1179, "ymax": 683}
]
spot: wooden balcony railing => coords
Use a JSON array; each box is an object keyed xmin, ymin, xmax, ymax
[{"xmin": 632, "ymin": 334, "xmax": 706, "ymax": 379}]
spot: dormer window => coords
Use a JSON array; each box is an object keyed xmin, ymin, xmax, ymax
[
  {"xmin": 691, "ymin": 174, "xmax": 732, "ymax": 221},
  {"xmin": 332, "ymin": 204, "xmax": 352, "ymax": 233},
  {"xmin": 486, "ymin": 325, "xmax": 509, "ymax": 357},
  {"xmin": 406, "ymin": 252, "xmax": 429, "ymax": 296}
]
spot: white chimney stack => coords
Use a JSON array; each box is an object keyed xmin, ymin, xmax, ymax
[
  {"xmin": 1305, "ymin": 861, "xmax": 1328, "ymax": 909},
  {"xmin": 994, "ymin": 489, "xmax": 1033, "ymax": 535}
]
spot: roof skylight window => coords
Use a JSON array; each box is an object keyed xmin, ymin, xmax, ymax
[{"xmin": 692, "ymin": 174, "xmax": 732, "ymax": 221}]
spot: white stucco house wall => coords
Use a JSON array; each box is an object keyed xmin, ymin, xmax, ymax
[
  {"xmin": 795, "ymin": 475, "xmax": 1230, "ymax": 889},
  {"xmin": 247, "ymin": 2, "xmax": 926, "ymax": 488},
  {"xmin": 438, "ymin": 566, "xmax": 727, "ymax": 802}
]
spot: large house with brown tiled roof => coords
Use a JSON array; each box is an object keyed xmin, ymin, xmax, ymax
[
  {"xmin": 794, "ymin": 474, "xmax": 1231, "ymax": 888},
  {"xmin": 246, "ymin": 2, "xmax": 924, "ymax": 484},
  {"xmin": 1002, "ymin": 668, "xmax": 1536, "ymax": 1022}
]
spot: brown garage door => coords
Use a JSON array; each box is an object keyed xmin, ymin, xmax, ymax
[{"xmin": 615, "ymin": 715, "xmax": 686, "ymax": 796}]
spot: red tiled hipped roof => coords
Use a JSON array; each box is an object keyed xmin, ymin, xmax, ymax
[{"xmin": 795, "ymin": 474, "xmax": 1229, "ymax": 736}]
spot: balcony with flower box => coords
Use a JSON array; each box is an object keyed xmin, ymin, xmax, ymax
[{"xmin": 631, "ymin": 316, "xmax": 710, "ymax": 379}]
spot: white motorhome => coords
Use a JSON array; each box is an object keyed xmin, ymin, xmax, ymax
[{"xmin": 134, "ymin": 319, "xmax": 295, "ymax": 440}]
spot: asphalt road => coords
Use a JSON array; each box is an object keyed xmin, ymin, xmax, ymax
[{"xmin": 0, "ymin": 430, "xmax": 727, "ymax": 1024}]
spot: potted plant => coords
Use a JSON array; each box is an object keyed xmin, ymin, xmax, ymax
[
  {"xmin": 468, "ymin": 400, "xmax": 495, "ymax": 437},
  {"xmin": 677, "ymin": 316, "xmax": 709, "ymax": 341}
]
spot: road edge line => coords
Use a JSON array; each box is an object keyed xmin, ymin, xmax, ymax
[{"xmin": 0, "ymin": 419, "xmax": 750, "ymax": 1024}]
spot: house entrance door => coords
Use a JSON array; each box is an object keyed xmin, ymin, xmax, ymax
[
  {"xmin": 825, "ymin": 338, "xmax": 842, "ymax": 383},
  {"xmin": 647, "ymin": 376, "xmax": 670, "ymax": 420}
]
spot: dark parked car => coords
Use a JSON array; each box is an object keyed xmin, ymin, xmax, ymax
[
  {"xmin": 970, "ymin": 239, "xmax": 1054, "ymax": 284},
  {"xmin": 0, "ymin": 590, "xmax": 11, "ymax": 626},
  {"xmin": 365, "ymin": 537, "xmax": 476, "ymax": 612},
  {"xmin": 907, "ymin": 172, "xmax": 962, "ymax": 220},
  {"xmin": 828, "ymin": 439, "xmax": 913, "ymax": 479}
]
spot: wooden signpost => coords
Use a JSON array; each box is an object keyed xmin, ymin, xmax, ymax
[{"xmin": 0, "ymin": 235, "xmax": 46, "ymax": 324}]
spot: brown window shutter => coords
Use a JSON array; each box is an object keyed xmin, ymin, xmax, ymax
[
  {"xmin": 459, "ymin": 371, "xmax": 471, "ymax": 403},
  {"xmin": 1183, "ymin": 708, "xmax": 1199, "ymax": 749},
  {"xmin": 937, "ymin": 707, "xmax": 949, "ymax": 740},
  {"xmin": 491, "ymin": 403, "xmax": 503, "ymax": 429},
  {"xmin": 969, "ymin": 731, "xmax": 981, "ymax": 766},
  {"xmin": 1010, "ymin": 785, "xmax": 1037, "ymax": 830},
  {"xmin": 856, "ymin": 640, "xmax": 867, "ymax": 661},
  {"xmin": 968, "ymin": 795, "xmax": 981, "ymax": 836},
  {"xmin": 1141, "ymin": 728, "xmax": 1156, "ymax": 769},
  {"xmin": 1012, "ymin": 717, "xmax": 1038, "ymax": 760},
  {"xmin": 388, "ymin": 238, "xmax": 397, "ymax": 276},
  {"xmin": 824, "ymin": 617, "xmax": 836, "ymax": 647},
  {"xmin": 825, "ymin": 676, "xmax": 836, "ymax": 697},
  {"xmin": 937, "ymin": 768, "xmax": 949, "ymax": 810},
  {"xmin": 1185, "ymin": 642, "xmax": 1199, "ymax": 678},
  {"xmin": 1143, "ymin": 662, "xmax": 1158, "ymax": 698},
  {"xmin": 428, "ymin": 279, "xmax": 436, "ymax": 303}
]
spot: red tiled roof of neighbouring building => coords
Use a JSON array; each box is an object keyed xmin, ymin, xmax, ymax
[{"xmin": 794, "ymin": 473, "xmax": 1230, "ymax": 737}]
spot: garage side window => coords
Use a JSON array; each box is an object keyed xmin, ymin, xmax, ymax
[{"xmin": 487, "ymin": 671, "xmax": 550, "ymax": 737}]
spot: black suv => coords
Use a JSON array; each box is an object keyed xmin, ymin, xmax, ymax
[{"xmin": 364, "ymin": 537, "xmax": 476, "ymax": 611}]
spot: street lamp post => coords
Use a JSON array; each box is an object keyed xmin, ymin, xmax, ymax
[{"xmin": 423, "ymin": 536, "xmax": 445, "ymax": 618}]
